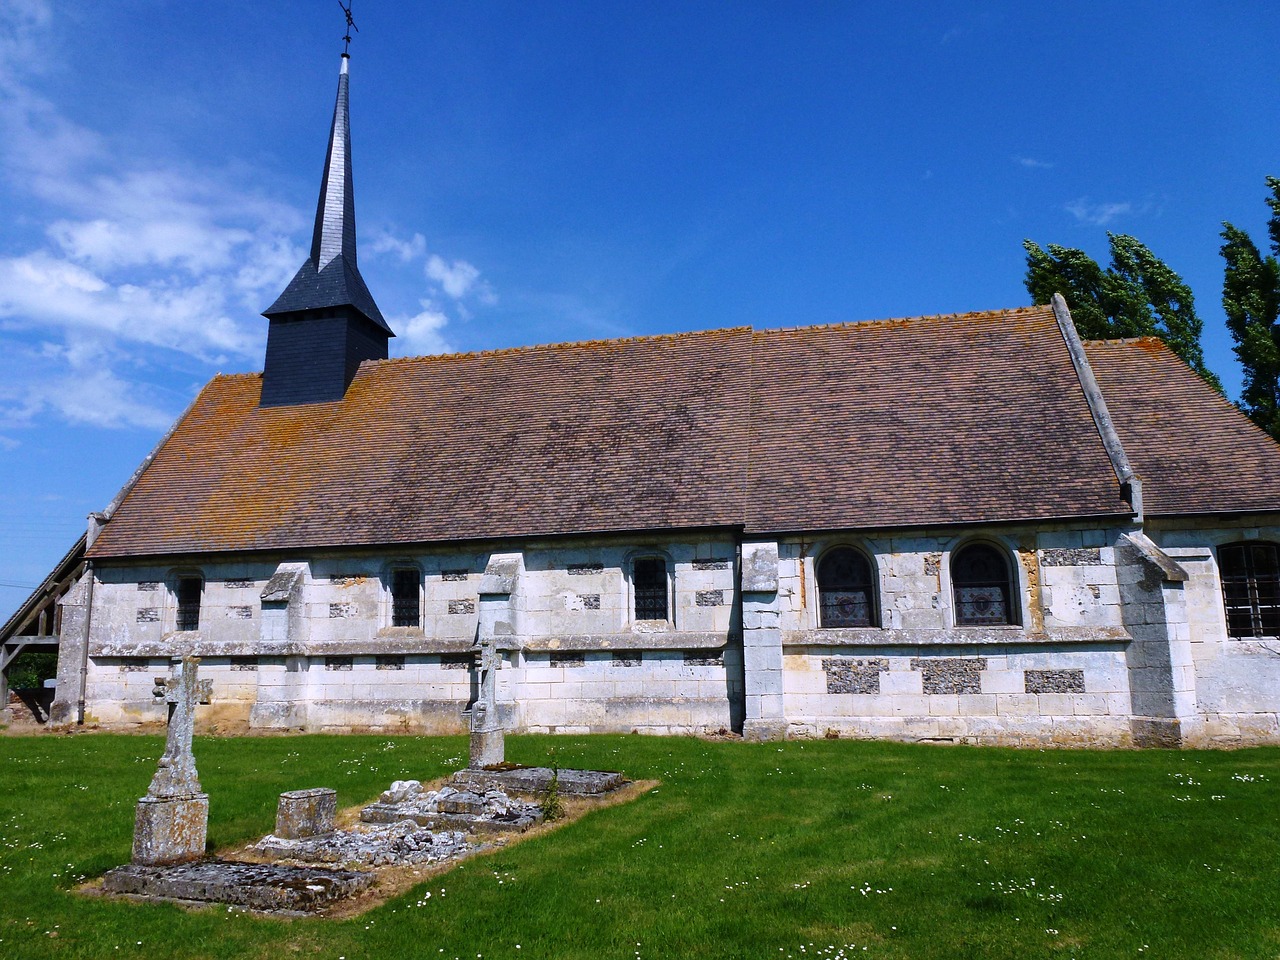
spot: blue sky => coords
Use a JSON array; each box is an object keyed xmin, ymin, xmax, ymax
[{"xmin": 1, "ymin": 0, "xmax": 1277, "ymax": 621}]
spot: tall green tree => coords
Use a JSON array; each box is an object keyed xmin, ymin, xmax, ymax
[
  {"xmin": 1220, "ymin": 176, "xmax": 1280, "ymax": 439},
  {"xmin": 1023, "ymin": 234, "xmax": 1223, "ymax": 392}
]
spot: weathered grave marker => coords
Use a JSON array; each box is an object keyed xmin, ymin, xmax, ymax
[
  {"xmin": 469, "ymin": 637, "xmax": 504, "ymax": 768},
  {"xmin": 131, "ymin": 655, "xmax": 211, "ymax": 865}
]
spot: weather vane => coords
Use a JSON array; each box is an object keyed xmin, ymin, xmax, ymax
[{"xmin": 339, "ymin": 1, "xmax": 359, "ymax": 56}]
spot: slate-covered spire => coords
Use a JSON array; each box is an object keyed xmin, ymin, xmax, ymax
[
  {"xmin": 263, "ymin": 55, "xmax": 390, "ymax": 332},
  {"xmin": 260, "ymin": 51, "xmax": 393, "ymax": 407}
]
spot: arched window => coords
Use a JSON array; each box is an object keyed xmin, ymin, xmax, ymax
[
  {"xmin": 817, "ymin": 548, "xmax": 877, "ymax": 627},
  {"xmin": 952, "ymin": 544, "xmax": 1017, "ymax": 626},
  {"xmin": 1219, "ymin": 542, "xmax": 1280, "ymax": 638},
  {"xmin": 633, "ymin": 556, "xmax": 668, "ymax": 621}
]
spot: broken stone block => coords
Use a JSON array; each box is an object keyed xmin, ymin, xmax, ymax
[
  {"xmin": 438, "ymin": 790, "xmax": 486, "ymax": 816},
  {"xmin": 275, "ymin": 788, "xmax": 337, "ymax": 840},
  {"xmin": 132, "ymin": 794, "xmax": 209, "ymax": 866},
  {"xmin": 378, "ymin": 779, "xmax": 422, "ymax": 804}
]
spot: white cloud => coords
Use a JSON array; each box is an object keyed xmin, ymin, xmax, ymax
[
  {"xmin": 0, "ymin": 6, "xmax": 489, "ymax": 433},
  {"xmin": 0, "ymin": 338, "xmax": 174, "ymax": 432},
  {"xmin": 369, "ymin": 231, "xmax": 427, "ymax": 262},
  {"xmin": 392, "ymin": 302, "xmax": 451, "ymax": 357},
  {"xmin": 1065, "ymin": 198, "xmax": 1133, "ymax": 226},
  {"xmin": 1015, "ymin": 156, "xmax": 1053, "ymax": 169},
  {"xmin": 426, "ymin": 255, "xmax": 482, "ymax": 299}
]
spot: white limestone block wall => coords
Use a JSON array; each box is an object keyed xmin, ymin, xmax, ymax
[
  {"xmin": 77, "ymin": 535, "xmax": 741, "ymax": 733},
  {"xmin": 774, "ymin": 524, "xmax": 1135, "ymax": 745},
  {"xmin": 1156, "ymin": 522, "xmax": 1280, "ymax": 746}
]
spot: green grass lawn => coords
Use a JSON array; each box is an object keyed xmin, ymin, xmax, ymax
[{"xmin": 1, "ymin": 733, "xmax": 1277, "ymax": 960}]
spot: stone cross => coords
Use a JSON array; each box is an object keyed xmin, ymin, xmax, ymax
[
  {"xmin": 147, "ymin": 655, "xmax": 212, "ymax": 798},
  {"xmin": 469, "ymin": 638, "xmax": 504, "ymax": 768}
]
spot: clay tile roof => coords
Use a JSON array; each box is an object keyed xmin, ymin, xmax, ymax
[
  {"xmin": 1084, "ymin": 337, "xmax": 1280, "ymax": 517},
  {"xmin": 88, "ymin": 327, "xmax": 755, "ymax": 557},
  {"xmin": 87, "ymin": 306, "xmax": 1207, "ymax": 561},
  {"xmin": 744, "ymin": 306, "xmax": 1129, "ymax": 533}
]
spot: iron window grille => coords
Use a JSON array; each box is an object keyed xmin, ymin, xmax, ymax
[
  {"xmin": 817, "ymin": 547, "xmax": 877, "ymax": 627},
  {"xmin": 391, "ymin": 568, "xmax": 421, "ymax": 628},
  {"xmin": 175, "ymin": 576, "xmax": 202, "ymax": 632},
  {"xmin": 633, "ymin": 557, "xmax": 668, "ymax": 621},
  {"xmin": 952, "ymin": 544, "xmax": 1017, "ymax": 626},
  {"xmin": 1219, "ymin": 542, "xmax": 1280, "ymax": 639}
]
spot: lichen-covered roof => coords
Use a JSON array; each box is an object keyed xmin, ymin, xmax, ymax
[
  {"xmin": 1085, "ymin": 337, "xmax": 1280, "ymax": 518},
  {"xmin": 88, "ymin": 305, "xmax": 1279, "ymax": 560}
]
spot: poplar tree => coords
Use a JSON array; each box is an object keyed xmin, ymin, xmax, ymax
[
  {"xmin": 1220, "ymin": 176, "xmax": 1280, "ymax": 439},
  {"xmin": 1023, "ymin": 234, "xmax": 1223, "ymax": 393}
]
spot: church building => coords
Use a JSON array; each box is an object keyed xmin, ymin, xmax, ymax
[{"xmin": 27, "ymin": 48, "xmax": 1280, "ymax": 747}]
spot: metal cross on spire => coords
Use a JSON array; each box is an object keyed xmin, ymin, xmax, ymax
[{"xmin": 339, "ymin": 1, "xmax": 359, "ymax": 56}]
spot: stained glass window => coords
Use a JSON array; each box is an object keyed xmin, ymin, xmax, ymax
[
  {"xmin": 818, "ymin": 548, "xmax": 877, "ymax": 627},
  {"xmin": 1219, "ymin": 542, "xmax": 1280, "ymax": 639},
  {"xmin": 391, "ymin": 568, "xmax": 420, "ymax": 627},
  {"xmin": 175, "ymin": 576, "xmax": 202, "ymax": 632},
  {"xmin": 952, "ymin": 544, "xmax": 1016, "ymax": 626},
  {"xmin": 633, "ymin": 557, "xmax": 668, "ymax": 621}
]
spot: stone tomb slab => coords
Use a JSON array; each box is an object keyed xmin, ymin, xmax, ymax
[
  {"xmin": 449, "ymin": 766, "xmax": 625, "ymax": 798},
  {"xmin": 102, "ymin": 860, "xmax": 373, "ymax": 914}
]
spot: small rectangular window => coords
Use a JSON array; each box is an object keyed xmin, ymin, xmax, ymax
[
  {"xmin": 633, "ymin": 557, "xmax": 668, "ymax": 621},
  {"xmin": 176, "ymin": 577, "xmax": 202, "ymax": 631},
  {"xmin": 391, "ymin": 569, "xmax": 420, "ymax": 627}
]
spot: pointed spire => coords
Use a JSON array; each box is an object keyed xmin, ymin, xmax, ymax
[
  {"xmin": 312, "ymin": 56, "xmax": 357, "ymax": 271},
  {"xmin": 263, "ymin": 54, "xmax": 392, "ymax": 335}
]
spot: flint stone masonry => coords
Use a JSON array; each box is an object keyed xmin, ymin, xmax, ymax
[
  {"xmin": 137, "ymin": 582, "xmax": 159, "ymax": 592},
  {"xmin": 696, "ymin": 590, "xmax": 725, "ymax": 606},
  {"xmin": 694, "ymin": 559, "xmax": 730, "ymax": 570},
  {"xmin": 275, "ymin": 788, "xmax": 337, "ymax": 840},
  {"xmin": 328, "ymin": 602, "xmax": 355, "ymax": 618},
  {"xmin": 102, "ymin": 861, "xmax": 372, "ymax": 913},
  {"xmin": 1042, "ymin": 548, "xmax": 1104, "ymax": 566},
  {"xmin": 441, "ymin": 569, "xmax": 470, "ymax": 581},
  {"xmin": 569, "ymin": 563, "xmax": 604, "ymax": 575},
  {"xmin": 1025, "ymin": 669, "xmax": 1086, "ymax": 694},
  {"xmin": 912, "ymin": 658, "xmax": 988, "ymax": 695},
  {"xmin": 823, "ymin": 658, "xmax": 889, "ymax": 694},
  {"xmin": 136, "ymin": 608, "xmax": 160, "ymax": 623},
  {"xmin": 448, "ymin": 599, "xmax": 476, "ymax": 615},
  {"xmin": 224, "ymin": 579, "xmax": 254, "ymax": 589},
  {"xmin": 684, "ymin": 651, "xmax": 724, "ymax": 666}
]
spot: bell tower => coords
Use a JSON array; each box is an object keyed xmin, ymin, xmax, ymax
[{"xmin": 260, "ymin": 38, "xmax": 394, "ymax": 406}]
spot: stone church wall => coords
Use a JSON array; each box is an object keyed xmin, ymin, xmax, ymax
[
  {"xmin": 62, "ymin": 519, "xmax": 1280, "ymax": 745},
  {"xmin": 1152, "ymin": 521, "xmax": 1280, "ymax": 746}
]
